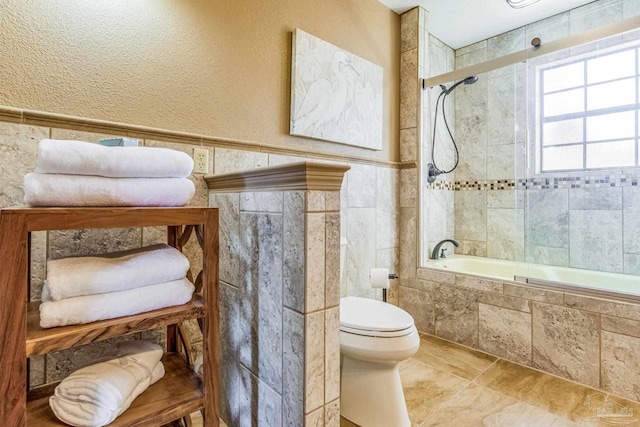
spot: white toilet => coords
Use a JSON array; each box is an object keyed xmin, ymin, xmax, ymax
[{"xmin": 339, "ymin": 297, "xmax": 420, "ymax": 426}]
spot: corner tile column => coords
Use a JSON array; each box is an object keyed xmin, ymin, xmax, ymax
[{"xmin": 207, "ymin": 162, "xmax": 349, "ymax": 427}]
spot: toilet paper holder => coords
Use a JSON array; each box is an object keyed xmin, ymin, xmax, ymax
[{"xmin": 384, "ymin": 273, "xmax": 399, "ymax": 302}]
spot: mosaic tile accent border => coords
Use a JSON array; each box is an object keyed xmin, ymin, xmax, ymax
[{"xmin": 429, "ymin": 174, "xmax": 640, "ymax": 191}]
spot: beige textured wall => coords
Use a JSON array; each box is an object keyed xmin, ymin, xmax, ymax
[{"xmin": 0, "ymin": 0, "xmax": 400, "ymax": 161}]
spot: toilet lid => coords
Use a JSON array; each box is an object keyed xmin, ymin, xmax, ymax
[{"xmin": 340, "ymin": 296, "xmax": 415, "ymax": 333}]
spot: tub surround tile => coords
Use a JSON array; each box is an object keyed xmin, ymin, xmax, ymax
[
  {"xmin": 400, "ymin": 168, "xmax": 417, "ymax": 208},
  {"xmin": 569, "ymin": 187, "xmax": 622, "ymax": 210},
  {"xmin": 400, "ymin": 286, "xmax": 435, "ymax": 334},
  {"xmin": 602, "ymin": 315, "xmax": 640, "ymax": 338},
  {"xmin": 525, "ymin": 11, "xmax": 570, "ymax": 46},
  {"xmin": 400, "ymin": 48, "xmax": 418, "ymax": 130},
  {"xmin": 457, "ymin": 240, "xmax": 487, "ymax": 257},
  {"xmin": 400, "ymin": 7, "xmax": 419, "ymax": 53},
  {"xmin": 525, "ymin": 244, "xmax": 570, "ymax": 268},
  {"xmin": 569, "ymin": 0, "xmax": 623, "ymax": 35},
  {"xmin": 454, "ymin": 190, "xmax": 487, "ymax": 242},
  {"xmin": 435, "ymin": 284, "xmax": 479, "ymax": 347},
  {"xmin": 503, "ymin": 283, "xmax": 564, "ymax": 305},
  {"xmin": 569, "ymin": 210, "xmax": 623, "ymax": 273},
  {"xmin": 532, "ymin": 302, "xmax": 600, "ymax": 388},
  {"xmin": 624, "ymin": 0, "xmax": 640, "ymax": 18},
  {"xmin": 283, "ymin": 192, "xmax": 305, "ymax": 312},
  {"xmin": 564, "ymin": 294, "xmax": 640, "ymax": 321},
  {"xmin": 487, "ymin": 208, "xmax": 524, "ymax": 261},
  {"xmin": 306, "ymin": 213, "xmax": 326, "ymax": 312},
  {"xmin": 623, "ymin": 186, "xmax": 640, "ymax": 254},
  {"xmin": 479, "ymin": 303, "xmax": 532, "ymax": 365},
  {"xmin": 487, "ymin": 76, "xmax": 516, "ymax": 148},
  {"xmin": 623, "ymin": 253, "xmax": 640, "ymax": 275},
  {"xmin": 452, "ymin": 116, "xmax": 487, "ymax": 182},
  {"xmin": 400, "ymin": 127, "xmax": 417, "ymax": 162},
  {"xmin": 456, "ymin": 275, "xmax": 503, "ymax": 293},
  {"xmin": 417, "ymin": 268, "xmax": 456, "ymax": 285},
  {"xmin": 526, "ymin": 189, "xmax": 569, "ymax": 249},
  {"xmin": 487, "ymin": 27, "xmax": 526, "ymax": 60},
  {"xmin": 487, "ymin": 189, "xmax": 523, "ymax": 209},
  {"xmin": 305, "ymin": 311, "xmax": 325, "ymax": 413},
  {"xmin": 455, "ymin": 48, "xmax": 488, "ymax": 69},
  {"xmin": 479, "ymin": 291, "xmax": 532, "ymax": 313},
  {"xmin": 601, "ymin": 331, "xmax": 640, "ymax": 402}
]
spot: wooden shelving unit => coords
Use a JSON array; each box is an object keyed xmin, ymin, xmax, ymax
[{"xmin": 0, "ymin": 207, "xmax": 220, "ymax": 427}]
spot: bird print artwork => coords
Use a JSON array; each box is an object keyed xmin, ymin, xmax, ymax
[{"xmin": 290, "ymin": 29, "xmax": 383, "ymax": 150}]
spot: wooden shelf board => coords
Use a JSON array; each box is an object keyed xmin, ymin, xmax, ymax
[
  {"xmin": 27, "ymin": 353, "xmax": 203, "ymax": 427},
  {"xmin": 27, "ymin": 295, "xmax": 205, "ymax": 357}
]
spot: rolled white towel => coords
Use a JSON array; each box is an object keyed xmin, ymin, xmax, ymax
[
  {"xmin": 23, "ymin": 173, "xmax": 195, "ymax": 207},
  {"xmin": 36, "ymin": 139, "xmax": 194, "ymax": 178},
  {"xmin": 39, "ymin": 278, "xmax": 195, "ymax": 328},
  {"xmin": 50, "ymin": 340, "xmax": 165, "ymax": 427},
  {"xmin": 45, "ymin": 244, "xmax": 190, "ymax": 301}
]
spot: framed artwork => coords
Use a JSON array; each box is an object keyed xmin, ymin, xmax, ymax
[{"xmin": 290, "ymin": 28, "xmax": 383, "ymax": 150}]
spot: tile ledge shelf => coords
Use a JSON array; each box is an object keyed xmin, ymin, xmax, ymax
[
  {"xmin": 0, "ymin": 105, "xmax": 414, "ymax": 170},
  {"xmin": 205, "ymin": 161, "xmax": 350, "ymax": 192}
]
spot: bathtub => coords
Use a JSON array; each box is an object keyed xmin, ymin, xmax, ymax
[{"xmin": 426, "ymin": 255, "xmax": 640, "ymax": 302}]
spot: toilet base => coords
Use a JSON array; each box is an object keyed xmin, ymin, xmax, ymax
[{"xmin": 340, "ymin": 355, "xmax": 411, "ymax": 427}]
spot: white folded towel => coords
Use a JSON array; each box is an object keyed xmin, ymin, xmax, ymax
[
  {"xmin": 50, "ymin": 340, "xmax": 165, "ymax": 427},
  {"xmin": 36, "ymin": 139, "xmax": 194, "ymax": 178},
  {"xmin": 24, "ymin": 173, "xmax": 195, "ymax": 207},
  {"xmin": 45, "ymin": 244, "xmax": 190, "ymax": 301},
  {"xmin": 39, "ymin": 278, "xmax": 195, "ymax": 328}
]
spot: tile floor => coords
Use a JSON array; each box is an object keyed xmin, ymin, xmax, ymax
[{"xmin": 341, "ymin": 333, "xmax": 640, "ymax": 427}]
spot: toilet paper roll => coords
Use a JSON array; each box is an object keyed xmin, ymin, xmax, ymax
[{"xmin": 370, "ymin": 268, "xmax": 390, "ymax": 289}]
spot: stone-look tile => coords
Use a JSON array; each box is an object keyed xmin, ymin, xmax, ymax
[
  {"xmin": 400, "ymin": 7, "xmax": 419, "ymax": 53},
  {"xmin": 210, "ymin": 193, "xmax": 241, "ymax": 287},
  {"xmin": 455, "ymin": 275, "xmax": 502, "ymax": 293},
  {"xmin": 49, "ymin": 129, "xmax": 117, "ymax": 143},
  {"xmin": 400, "ymin": 168, "xmax": 417, "ymax": 210},
  {"xmin": 564, "ymin": 293, "xmax": 640, "ymax": 321},
  {"xmin": 213, "ymin": 147, "xmax": 268, "ymax": 174},
  {"xmin": 624, "ymin": 0, "xmax": 640, "ymax": 17},
  {"xmin": 376, "ymin": 167, "xmax": 399, "ymax": 250},
  {"xmin": 526, "ymin": 189, "xmax": 569, "ymax": 249},
  {"xmin": 624, "ymin": 253, "xmax": 640, "ymax": 275},
  {"xmin": 479, "ymin": 291, "xmax": 531, "ymax": 313},
  {"xmin": 307, "ymin": 191, "xmax": 325, "ymax": 212},
  {"xmin": 487, "ymin": 74, "xmax": 515, "ymax": 147},
  {"xmin": 306, "ymin": 213, "xmax": 326, "ymax": 312},
  {"xmin": 325, "ymin": 307, "xmax": 340, "ymax": 404},
  {"xmin": 400, "ymin": 127, "xmax": 417, "ymax": 162},
  {"xmin": 435, "ymin": 284, "xmax": 480, "ymax": 347},
  {"xmin": 29, "ymin": 231, "xmax": 47, "ymax": 301},
  {"xmin": 570, "ymin": 210, "xmax": 623, "ymax": 273},
  {"xmin": 532, "ymin": 302, "xmax": 600, "ymax": 388},
  {"xmin": 456, "ymin": 239, "xmax": 487, "ymax": 257},
  {"xmin": 219, "ymin": 283, "xmax": 241, "ymax": 425},
  {"xmin": 486, "ymin": 144, "xmax": 514, "ymax": 181},
  {"xmin": 267, "ymin": 154, "xmax": 307, "ymax": 166},
  {"xmin": 346, "ymin": 208, "xmax": 376, "ymax": 296},
  {"xmin": 569, "ymin": 187, "xmax": 622, "ymax": 211},
  {"xmin": 29, "ymin": 355, "xmax": 45, "ymax": 387},
  {"xmin": 399, "ymin": 207, "xmax": 418, "ymax": 280},
  {"xmin": 399, "ymin": 358, "xmax": 470, "ymax": 425},
  {"xmin": 238, "ymin": 367, "xmax": 282, "ymax": 427},
  {"xmin": 141, "ymin": 226, "xmax": 167, "ymax": 247},
  {"xmin": 525, "ymin": 244, "xmax": 570, "ymax": 268},
  {"xmin": 238, "ymin": 213, "xmax": 283, "ymax": 392},
  {"xmin": 305, "ymin": 311, "xmax": 325, "ymax": 413},
  {"xmin": 602, "ymin": 315, "xmax": 640, "ymax": 338},
  {"xmin": 0, "ymin": 123, "xmax": 47, "ymax": 207},
  {"xmin": 570, "ymin": 0, "xmax": 623, "ymax": 35},
  {"xmin": 425, "ymin": 190, "xmax": 454, "ymax": 251},
  {"xmin": 400, "ymin": 286, "xmax": 435, "ymax": 334},
  {"xmin": 240, "ymin": 191, "xmax": 283, "ymax": 213},
  {"xmin": 305, "ymin": 407, "xmax": 324, "ymax": 426},
  {"xmin": 623, "ymin": 186, "xmax": 640, "ymax": 254},
  {"xmin": 400, "ymin": 48, "xmax": 419, "ymax": 130},
  {"xmin": 428, "ymin": 34, "xmax": 455, "ymax": 77},
  {"xmin": 346, "ymin": 164, "xmax": 376, "ymax": 209},
  {"xmin": 283, "ymin": 191, "xmax": 305, "ymax": 312},
  {"xmin": 325, "ymin": 399, "xmax": 340, "ymax": 427},
  {"xmin": 48, "ymin": 227, "xmax": 142, "ymax": 259},
  {"xmin": 476, "ymin": 358, "xmax": 603, "ymax": 424},
  {"xmin": 487, "ymin": 208, "xmax": 524, "ymax": 261},
  {"xmin": 453, "ymin": 116, "xmax": 488, "ymax": 181},
  {"xmin": 525, "ymin": 11, "xmax": 570, "ymax": 46},
  {"xmin": 601, "ymin": 331, "xmax": 640, "ymax": 401},
  {"xmin": 325, "ymin": 191, "xmax": 340, "ymax": 212},
  {"xmin": 139, "ymin": 327, "xmax": 167, "ymax": 350},
  {"xmin": 454, "ymin": 190, "xmax": 487, "ymax": 242},
  {"xmin": 325, "ymin": 213, "xmax": 340, "ymax": 308},
  {"xmin": 479, "ymin": 303, "xmax": 532, "ymax": 365},
  {"xmin": 283, "ymin": 309, "xmax": 304, "ymax": 427},
  {"xmin": 455, "ymin": 48, "xmax": 488, "ymax": 69},
  {"xmin": 417, "ymin": 268, "xmax": 456, "ymax": 285},
  {"xmin": 487, "ymin": 189, "xmax": 523, "ymax": 209},
  {"xmin": 488, "ymin": 27, "xmax": 525, "ymax": 60}
]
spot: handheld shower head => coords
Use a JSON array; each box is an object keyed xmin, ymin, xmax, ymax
[{"xmin": 443, "ymin": 75, "xmax": 479, "ymax": 95}]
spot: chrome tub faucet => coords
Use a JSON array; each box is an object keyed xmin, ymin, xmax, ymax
[{"xmin": 431, "ymin": 239, "xmax": 459, "ymax": 260}]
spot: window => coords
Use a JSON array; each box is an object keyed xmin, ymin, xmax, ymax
[{"xmin": 537, "ymin": 41, "xmax": 640, "ymax": 173}]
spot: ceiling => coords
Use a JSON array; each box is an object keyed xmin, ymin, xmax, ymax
[{"xmin": 379, "ymin": 0, "xmax": 595, "ymax": 49}]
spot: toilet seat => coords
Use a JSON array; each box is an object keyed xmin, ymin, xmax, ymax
[{"xmin": 340, "ymin": 296, "xmax": 416, "ymax": 338}]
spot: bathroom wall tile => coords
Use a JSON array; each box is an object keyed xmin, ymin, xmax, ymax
[
  {"xmin": 346, "ymin": 208, "xmax": 377, "ymax": 297},
  {"xmin": 487, "ymin": 27, "xmax": 525, "ymax": 60},
  {"xmin": 219, "ymin": 282, "xmax": 241, "ymax": 425},
  {"xmin": 487, "ymin": 208, "xmax": 524, "ymax": 261},
  {"xmin": 624, "ymin": 0, "xmax": 640, "ymax": 17},
  {"xmin": 141, "ymin": 226, "xmax": 166, "ymax": 247},
  {"xmin": 456, "ymin": 40, "xmax": 487, "ymax": 57},
  {"xmin": 456, "ymin": 276, "xmax": 503, "ymax": 293},
  {"xmin": 486, "ymin": 145, "xmax": 515, "ymax": 182},
  {"xmin": 525, "ymin": 244, "xmax": 569, "ymax": 267},
  {"xmin": 454, "ymin": 116, "xmax": 487, "ymax": 181},
  {"xmin": 325, "ymin": 399, "xmax": 340, "ymax": 427},
  {"xmin": 570, "ymin": 0, "xmax": 623, "ymax": 35},
  {"xmin": 487, "ymin": 74, "xmax": 515, "ymax": 147},
  {"xmin": 455, "ymin": 48, "xmax": 488, "ymax": 69},
  {"xmin": 479, "ymin": 292, "xmax": 531, "ymax": 313},
  {"xmin": 602, "ymin": 315, "xmax": 640, "ymax": 338},
  {"xmin": 503, "ymin": 283, "xmax": 564, "ymax": 305},
  {"xmin": 307, "ymin": 191, "xmax": 325, "ymax": 212},
  {"xmin": 238, "ymin": 367, "xmax": 282, "ymax": 427},
  {"xmin": 210, "ymin": 193, "xmax": 241, "ymax": 288},
  {"xmin": 325, "ymin": 213, "xmax": 341, "ymax": 309},
  {"xmin": 376, "ymin": 167, "xmax": 399, "ymax": 250},
  {"xmin": 267, "ymin": 154, "xmax": 307, "ymax": 166},
  {"xmin": 400, "ymin": 7, "xmax": 419, "ymax": 53},
  {"xmin": 564, "ymin": 293, "xmax": 640, "ymax": 321},
  {"xmin": 569, "ymin": 187, "xmax": 622, "ymax": 210},
  {"xmin": 526, "ymin": 189, "xmax": 569, "ymax": 249},
  {"xmin": 213, "ymin": 147, "xmax": 268, "ymax": 174},
  {"xmin": 400, "ymin": 168, "xmax": 417, "ymax": 209},
  {"xmin": 283, "ymin": 308, "xmax": 304, "ymax": 427},
  {"xmin": 306, "ymin": 213, "xmax": 326, "ymax": 312},
  {"xmin": 487, "ymin": 189, "xmax": 523, "ymax": 210},
  {"xmin": 399, "ymin": 286, "xmax": 435, "ymax": 334},
  {"xmin": 601, "ymin": 331, "xmax": 640, "ymax": 402},
  {"xmin": 49, "ymin": 128, "xmax": 117, "ymax": 143},
  {"xmin": 240, "ymin": 191, "xmax": 283, "ymax": 213},
  {"xmin": 29, "ymin": 355, "xmax": 45, "ymax": 387},
  {"xmin": 425, "ymin": 189, "xmax": 454, "ymax": 249},
  {"xmin": 238, "ymin": 213, "xmax": 283, "ymax": 392},
  {"xmin": 532, "ymin": 302, "xmax": 600, "ymax": 388},
  {"xmin": 479, "ymin": 303, "xmax": 532, "ymax": 365},
  {"xmin": 29, "ymin": 231, "xmax": 47, "ymax": 301},
  {"xmin": 623, "ymin": 186, "xmax": 640, "ymax": 254},
  {"xmin": 435, "ymin": 284, "xmax": 479, "ymax": 347},
  {"xmin": 48, "ymin": 227, "xmax": 141, "ymax": 259},
  {"xmin": 405, "ymin": 277, "xmax": 437, "ymax": 293},
  {"xmin": 325, "ymin": 307, "xmax": 340, "ymax": 403},
  {"xmin": 454, "ymin": 190, "xmax": 487, "ymax": 242},
  {"xmin": 456, "ymin": 240, "xmax": 487, "ymax": 257},
  {"xmin": 569, "ymin": 210, "xmax": 623, "ymax": 273},
  {"xmin": 283, "ymin": 191, "xmax": 305, "ymax": 312},
  {"xmin": 525, "ymin": 12, "xmax": 570, "ymax": 46},
  {"xmin": 417, "ymin": 268, "xmax": 456, "ymax": 285},
  {"xmin": 400, "ymin": 48, "xmax": 419, "ymax": 129},
  {"xmin": 413, "ymin": 334, "xmax": 497, "ymax": 380},
  {"xmin": 624, "ymin": 253, "xmax": 640, "ymax": 275},
  {"xmin": 305, "ymin": 311, "xmax": 325, "ymax": 413},
  {"xmin": 325, "ymin": 191, "xmax": 340, "ymax": 212},
  {"xmin": 400, "ymin": 125, "xmax": 417, "ymax": 163},
  {"xmin": 305, "ymin": 407, "xmax": 323, "ymax": 426},
  {"xmin": 346, "ymin": 164, "xmax": 376, "ymax": 208},
  {"xmin": 0, "ymin": 122, "xmax": 47, "ymax": 207},
  {"xmin": 399, "ymin": 207, "xmax": 418, "ymax": 280}
]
